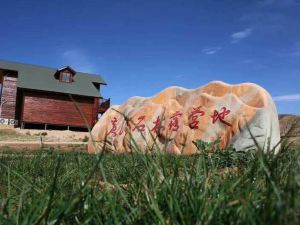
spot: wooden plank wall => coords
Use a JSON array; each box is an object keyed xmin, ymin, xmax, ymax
[
  {"xmin": 0, "ymin": 75, "xmax": 17, "ymax": 119},
  {"xmin": 21, "ymin": 91, "xmax": 96, "ymax": 128}
]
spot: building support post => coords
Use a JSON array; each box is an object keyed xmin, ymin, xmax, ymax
[
  {"xmin": 21, "ymin": 122, "xmax": 25, "ymax": 129},
  {"xmin": 45, "ymin": 124, "xmax": 47, "ymax": 130}
]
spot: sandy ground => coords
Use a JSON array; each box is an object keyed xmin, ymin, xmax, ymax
[
  {"xmin": 17, "ymin": 128, "xmax": 89, "ymax": 142},
  {"xmin": 0, "ymin": 126, "xmax": 90, "ymax": 142},
  {"xmin": 0, "ymin": 126, "xmax": 91, "ymax": 151},
  {"xmin": 0, "ymin": 142, "xmax": 87, "ymax": 152}
]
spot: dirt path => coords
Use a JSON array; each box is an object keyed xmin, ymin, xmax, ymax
[
  {"xmin": 0, "ymin": 141, "xmax": 88, "ymax": 151},
  {"xmin": 0, "ymin": 141, "xmax": 87, "ymax": 144},
  {"xmin": 0, "ymin": 126, "xmax": 90, "ymax": 142}
]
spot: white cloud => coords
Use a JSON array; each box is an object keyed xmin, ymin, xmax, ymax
[
  {"xmin": 258, "ymin": 0, "xmax": 300, "ymax": 7},
  {"xmin": 287, "ymin": 51, "xmax": 300, "ymax": 57},
  {"xmin": 239, "ymin": 12, "xmax": 283, "ymax": 35},
  {"xmin": 287, "ymin": 42, "xmax": 300, "ymax": 57},
  {"xmin": 202, "ymin": 47, "xmax": 222, "ymax": 55},
  {"xmin": 61, "ymin": 49, "xmax": 95, "ymax": 73},
  {"xmin": 275, "ymin": 42, "xmax": 300, "ymax": 57},
  {"xmin": 231, "ymin": 28, "xmax": 253, "ymax": 43},
  {"xmin": 258, "ymin": 0, "xmax": 275, "ymax": 6},
  {"xmin": 240, "ymin": 59, "xmax": 255, "ymax": 64},
  {"xmin": 240, "ymin": 12, "xmax": 283, "ymax": 25},
  {"xmin": 273, "ymin": 94, "xmax": 300, "ymax": 102},
  {"xmin": 175, "ymin": 74, "xmax": 184, "ymax": 79}
]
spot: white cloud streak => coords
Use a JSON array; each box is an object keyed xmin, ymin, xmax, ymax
[
  {"xmin": 61, "ymin": 49, "xmax": 95, "ymax": 73},
  {"xmin": 274, "ymin": 42, "xmax": 300, "ymax": 58},
  {"xmin": 231, "ymin": 28, "xmax": 253, "ymax": 43},
  {"xmin": 258, "ymin": 0, "xmax": 300, "ymax": 7},
  {"xmin": 273, "ymin": 94, "xmax": 300, "ymax": 102},
  {"xmin": 240, "ymin": 59, "xmax": 255, "ymax": 64},
  {"xmin": 286, "ymin": 42, "xmax": 300, "ymax": 57},
  {"xmin": 175, "ymin": 74, "xmax": 184, "ymax": 79},
  {"xmin": 202, "ymin": 47, "xmax": 222, "ymax": 55}
]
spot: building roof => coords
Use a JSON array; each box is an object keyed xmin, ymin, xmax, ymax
[{"xmin": 0, "ymin": 60, "xmax": 107, "ymax": 98}]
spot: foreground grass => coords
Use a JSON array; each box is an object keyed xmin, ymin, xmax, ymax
[{"xmin": 0, "ymin": 146, "xmax": 299, "ymax": 225}]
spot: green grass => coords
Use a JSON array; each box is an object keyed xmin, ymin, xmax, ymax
[{"xmin": 0, "ymin": 144, "xmax": 299, "ymax": 225}]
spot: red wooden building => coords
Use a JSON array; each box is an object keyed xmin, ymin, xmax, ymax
[{"xmin": 0, "ymin": 60, "xmax": 110, "ymax": 130}]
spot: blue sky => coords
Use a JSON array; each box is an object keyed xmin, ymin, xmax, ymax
[{"xmin": 0, "ymin": 0, "xmax": 300, "ymax": 115}]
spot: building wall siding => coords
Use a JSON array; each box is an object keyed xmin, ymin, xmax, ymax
[
  {"xmin": 22, "ymin": 91, "xmax": 95, "ymax": 128},
  {"xmin": 0, "ymin": 75, "xmax": 17, "ymax": 119}
]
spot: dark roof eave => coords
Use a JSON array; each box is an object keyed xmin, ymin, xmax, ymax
[{"xmin": 17, "ymin": 86, "xmax": 102, "ymax": 98}]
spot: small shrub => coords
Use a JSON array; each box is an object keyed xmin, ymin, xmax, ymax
[
  {"xmin": 82, "ymin": 135, "xmax": 89, "ymax": 142},
  {"xmin": 192, "ymin": 138, "xmax": 221, "ymax": 152}
]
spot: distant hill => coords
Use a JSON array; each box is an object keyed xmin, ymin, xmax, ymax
[{"xmin": 279, "ymin": 114, "xmax": 300, "ymax": 137}]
